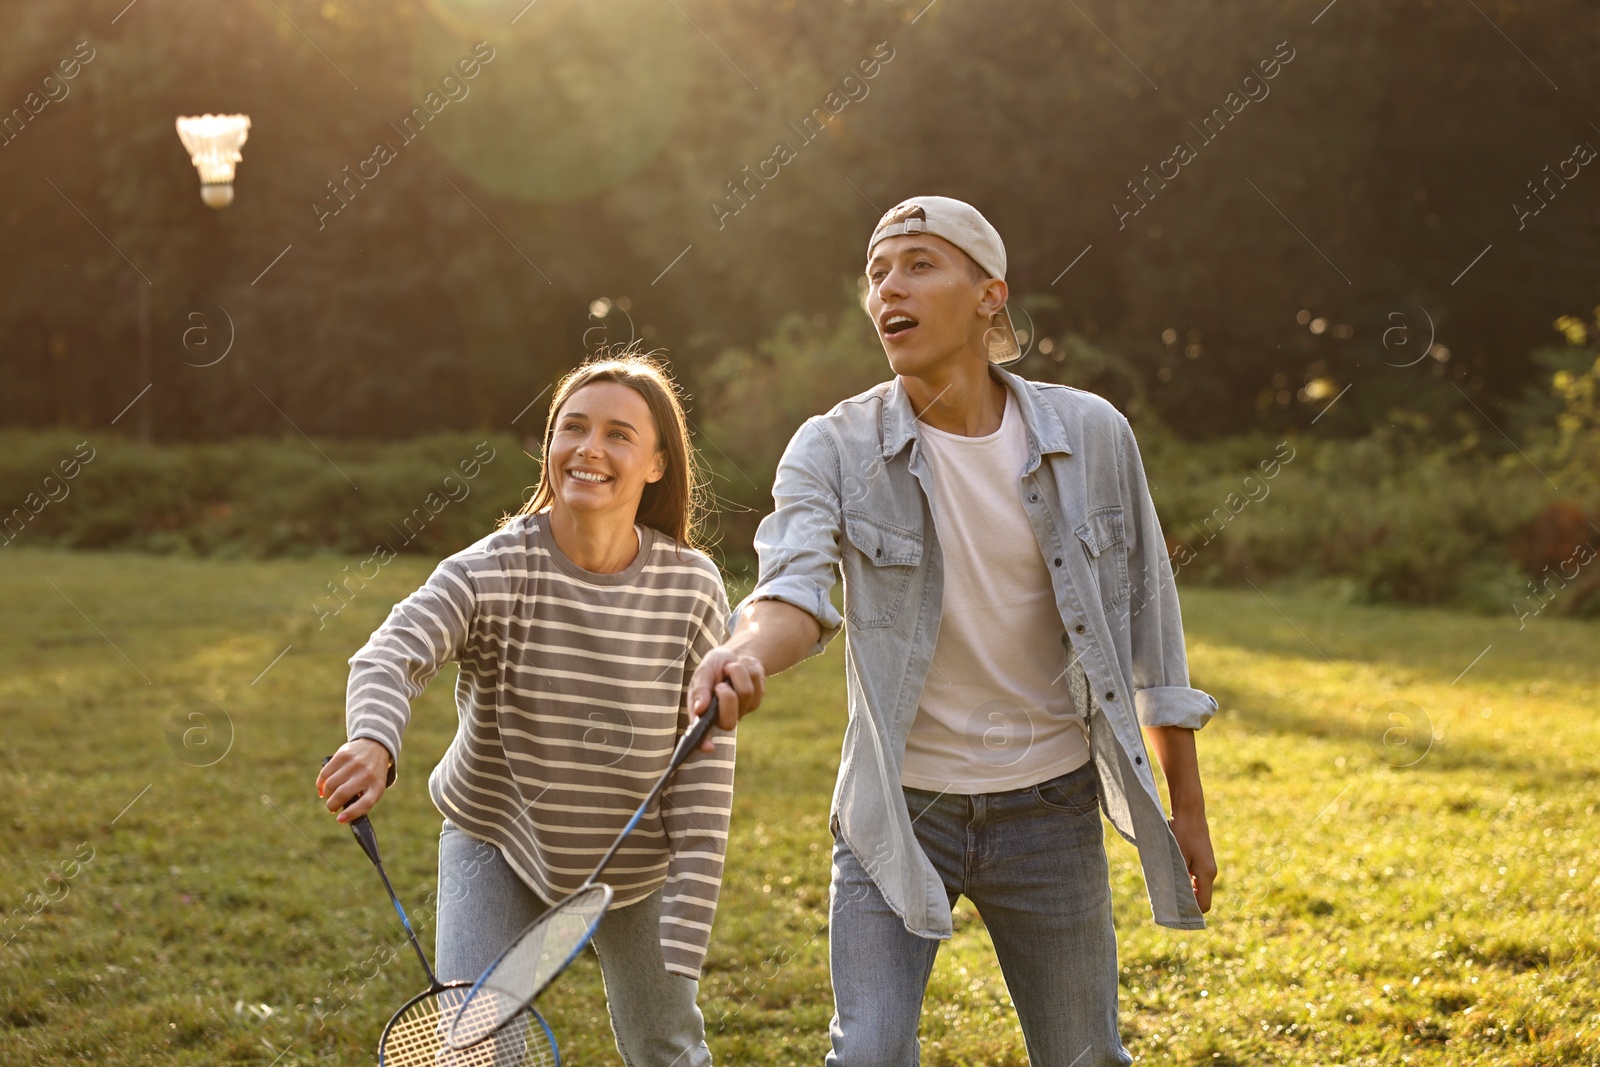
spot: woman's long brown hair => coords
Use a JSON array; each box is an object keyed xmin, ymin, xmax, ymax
[{"xmin": 499, "ymin": 346, "xmax": 708, "ymax": 551}]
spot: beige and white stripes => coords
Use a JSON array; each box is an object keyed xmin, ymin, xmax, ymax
[{"xmin": 345, "ymin": 511, "xmax": 733, "ymax": 980}]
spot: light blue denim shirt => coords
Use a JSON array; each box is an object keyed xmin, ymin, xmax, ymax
[{"xmin": 733, "ymin": 366, "xmax": 1216, "ymax": 935}]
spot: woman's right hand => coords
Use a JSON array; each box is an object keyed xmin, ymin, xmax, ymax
[{"xmin": 317, "ymin": 738, "xmax": 393, "ymax": 822}]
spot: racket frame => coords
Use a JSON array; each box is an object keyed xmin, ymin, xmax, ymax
[
  {"xmin": 444, "ymin": 710, "xmax": 718, "ymax": 1049},
  {"xmin": 322, "ymin": 756, "xmax": 560, "ymax": 1064},
  {"xmin": 379, "ymin": 980, "xmax": 560, "ymax": 1067}
]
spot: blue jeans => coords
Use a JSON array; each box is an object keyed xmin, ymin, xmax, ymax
[
  {"xmin": 435, "ymin": 819, "xmax": 712, "ymax": 1067},
  {"xmin": 826, "ymin": 762, "xmax": 1133, "ymax": 1066}
]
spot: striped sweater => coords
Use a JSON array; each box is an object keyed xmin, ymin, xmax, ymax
[{"xmin": 345, "ymin": 511, "xmax": 733, "ymax": 979}]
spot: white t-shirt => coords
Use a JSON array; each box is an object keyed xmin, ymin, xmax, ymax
[{"xmin": 901, "ymin": 392, "xmax": 1091, "ymax": 793}]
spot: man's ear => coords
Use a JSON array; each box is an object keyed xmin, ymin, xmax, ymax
[{"xmin": 978, "ymin": 276, "xmax": 1009, "ymax": 319}]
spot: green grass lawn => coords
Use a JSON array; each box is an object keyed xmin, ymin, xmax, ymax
[{"xmin": 1, "ymin": 547, "xmax": 1596, "ymax": 1065}]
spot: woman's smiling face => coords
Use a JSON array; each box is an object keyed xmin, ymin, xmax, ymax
[{"xmin": 547, "ymin": 381, "xmax": 665, "ymax": 519}]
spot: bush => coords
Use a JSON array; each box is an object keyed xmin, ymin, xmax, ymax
[
  {"xmin": 693, "ymin": 305, "xmax": 1595, "ymax": 615},
  {"xmin": 0, "ymin": 431, "xmax": 539, "ymax": 559},
  {"xmin": 693, "ymin": 301, "xmax": 890, "ymax": 560},
  {"xmin": 7, "ymin": 304, "xmax": 1596, "ymax": 619}
]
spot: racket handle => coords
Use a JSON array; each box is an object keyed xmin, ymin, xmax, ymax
[
  {"xmin": 322, "ymin": 755, "xmax": 383, "ymax": 866},
  {"xmin": 346, "ymin": 813, "xmax": 382, "ymax": 868},
  {"xmin": 656, "ymin": 712, "xmax": 718, "ymax": 792},
  {"xmin": 322, "ymin": 761, "xmax": 439, "ymax": 989},
  {"xmin": 679, "ymin": 708, "xmax": 718, "ymax": 761}
]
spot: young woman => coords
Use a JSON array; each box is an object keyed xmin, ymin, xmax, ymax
[{"xmin": 316, "ymin": 350, "xmax": 733, "ymax": 1066}]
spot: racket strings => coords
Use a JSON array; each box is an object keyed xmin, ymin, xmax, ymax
[
  {"xmin": 447, "ymin": 884, "xmax": 611, "ymax": 1048},
  {"xmin": 382, "ymin": 986, "xmax": 554, "ymax": 1066}
]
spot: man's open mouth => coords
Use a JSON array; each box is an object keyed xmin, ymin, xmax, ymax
[{"xmin": 882, "ymin": 313, "xmax": 919, "ymax": 337}]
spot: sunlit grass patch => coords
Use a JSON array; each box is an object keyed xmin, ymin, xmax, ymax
[{"xmin": 0, "ymin": 551, "xmax": 1595, "ymax": 1064}]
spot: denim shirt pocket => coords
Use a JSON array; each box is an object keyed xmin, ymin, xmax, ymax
[
  {"xmin": 1074, "ymin": 505, "xmax": 1131, "ymax": 613},
  {"xmin": 841, "ymin": 510, "xmax": 923, "ymax": 628}
]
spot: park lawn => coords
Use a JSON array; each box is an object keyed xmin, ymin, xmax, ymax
[{"xmin": 0, "ymin": 546, "xmax": 1597, "ymax": 1066}]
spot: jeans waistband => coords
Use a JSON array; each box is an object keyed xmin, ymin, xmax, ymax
[{"xmin": 902, "ymin": 757, "xmax": 1094, "ymax": 801}]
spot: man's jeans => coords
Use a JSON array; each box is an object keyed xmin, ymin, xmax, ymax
[
  {"xmin": 435, "ymin": 819, "xmax": 712, "ymax": 1067},
  {"xmin": 826, "ymin": 762, "xmax": 1134, "ymax": 1067}
]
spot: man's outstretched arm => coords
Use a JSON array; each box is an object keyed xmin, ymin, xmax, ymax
[
  {"xmin": 1142, "ymin": 724, "xmax": 1216, "ymax": 912},
  {"xmin": 689, "ymin": 599, "xmax": 823, "ymax": 748}
]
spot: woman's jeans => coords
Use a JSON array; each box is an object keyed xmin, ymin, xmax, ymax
[
  {"xmin": 826, "ymin": 761, "xmax": 1134, "ymax": 1067},
  {"xmin": 436, "ymin": 818, "xmax": 712, "ymax": 1067}
]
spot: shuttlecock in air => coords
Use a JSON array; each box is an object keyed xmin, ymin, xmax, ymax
[{"xmin": 176, "ymin": 114, "xmax": 251, "ymax": 208}]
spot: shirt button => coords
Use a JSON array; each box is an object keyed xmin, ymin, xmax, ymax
[
  {"xmin": 1105, "ymin": 691, "xmax": 1115, "ymax": 701},
  {"xmin": 1135, "ymin": 755, "xmax": 1143, "ymax": 765},
  {"xmin": 1053, "ymin": 557, "xmax": 1063, "ymax": 567},
  {"xmin": 1075, "ymin": 624, "xmax": 1086, "ymax": 634},
  {"xmin": 1029, "ymin": 494, "xmax": 1039, "ymax": 502}
]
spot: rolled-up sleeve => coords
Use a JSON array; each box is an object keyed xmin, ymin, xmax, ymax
[
  {"xmin": 730, "ymin": 417, "xmax": 845, "ymax": 658},
  {"xmin": 1117, "ymin": 417, "xmax": 1219, "ymax": 731}
]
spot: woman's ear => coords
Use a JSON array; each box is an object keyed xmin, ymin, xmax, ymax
[{"xmin": 646, "ymin": 450, "xmax": 667, "ymax": 484}]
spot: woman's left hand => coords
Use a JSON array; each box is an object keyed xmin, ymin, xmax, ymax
[{"xmin": 317, "ymin": 738, "xmax": 393, "ymax": 822}]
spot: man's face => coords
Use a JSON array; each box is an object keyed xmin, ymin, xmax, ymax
[{"xmin": 864, "ymin": 233, "xmax": 1006, "ymax": 378}]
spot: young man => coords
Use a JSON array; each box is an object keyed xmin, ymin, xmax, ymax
[{"xmin": 690, "ymin": 195, "xmax": 1218, "ymax": 1065}]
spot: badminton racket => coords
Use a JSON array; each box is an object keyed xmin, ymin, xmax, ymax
[
  {"xmin": 321, "ymin": 756, "xmax": 561, "ymax": 1066},
  {"xmin": 443, "ymin": 710, "xmax": 719, "ymax": 1050}
]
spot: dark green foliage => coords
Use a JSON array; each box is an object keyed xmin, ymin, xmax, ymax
[
  {"xmin": 2, "ymin": 0, "xmax": 1597, "ymax": 442},
  {"xmin": 0, "ymin": 431, "xmax": 536, "ymax": 559}
]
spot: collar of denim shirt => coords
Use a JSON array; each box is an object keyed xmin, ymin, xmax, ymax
[{"xmin": 877, "ymin": 364, "xmax": 1075, "ymax": 466}]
